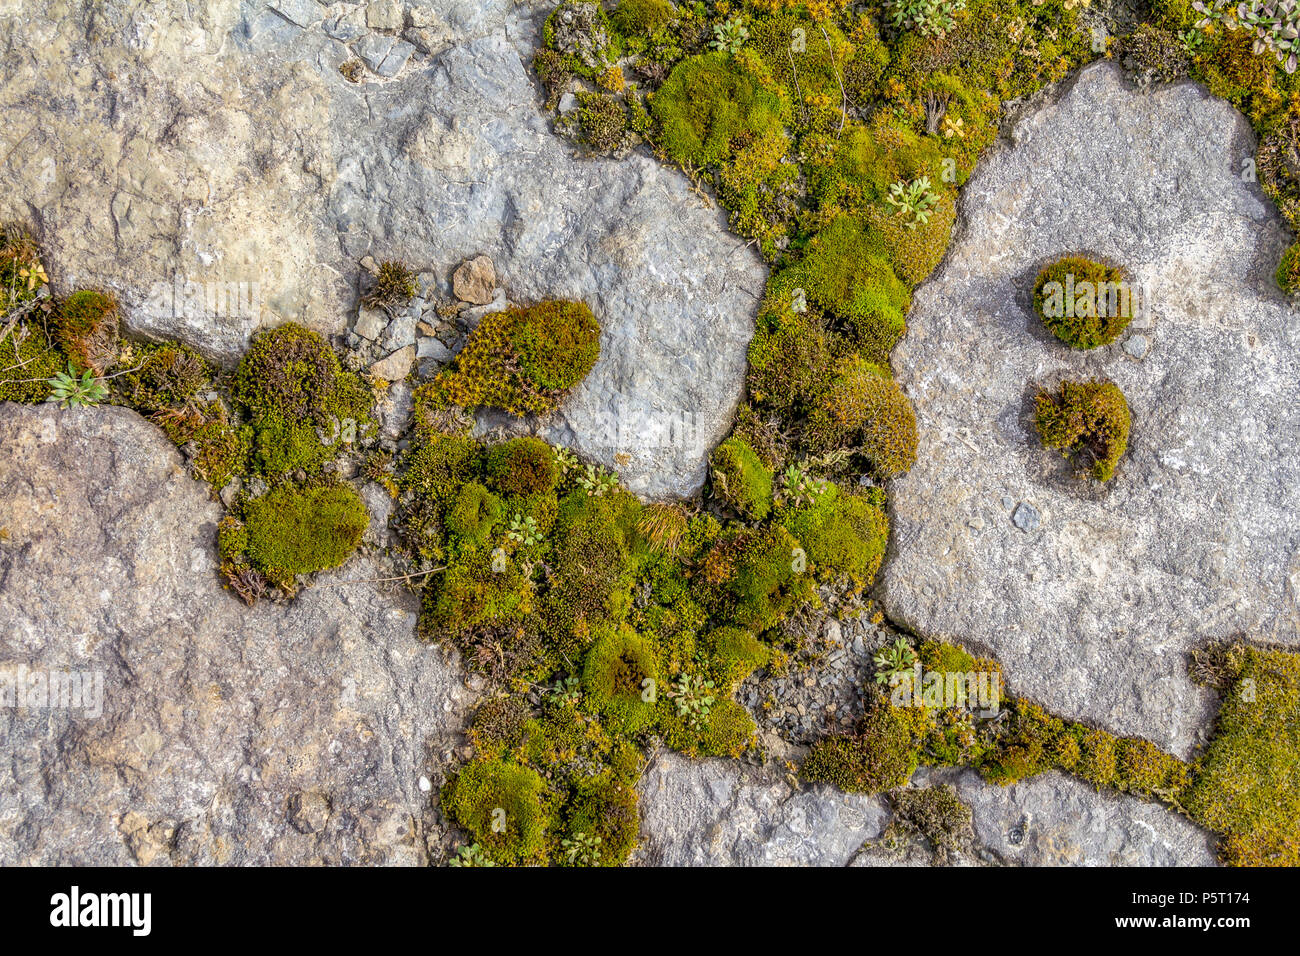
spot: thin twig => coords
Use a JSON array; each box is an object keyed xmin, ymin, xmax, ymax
[
  {"xmin": 785, "ymin": 44, "xmax": 808, "ymax": 126},
  {"xmin": 818, "ymin": 24, "xmax": 847, "ymax": 135},
  {"xmin": 319, "ymin": 565, "xmax": 446, "ymax": 588}
]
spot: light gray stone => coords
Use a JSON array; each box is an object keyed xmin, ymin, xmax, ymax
[
  {"xmin": 354, "ymin": 306, "xmax": 389, "ymax": 341},
  {"xmin": 366, "ymin": 0, "xmax": 407, "ymax": 32},
  {"xmin": 381, "ymin": 309, "xmax": 418, "ymax": 351},
  {"xmin": 634, "ymin": 752, "xmax": 888, "ymax": 867},
  {"xmin": 270, "ymin": 0, "xmax": 324, "ymax": 29},
  {"xmin": 354, "ymin": 33, "xmax": 415, "ymax": 77},
  {"xmin": 912, "ymin": 768, "xmax": 1216, "ymax": 866},
  {"xmin": 370, "ymin": 344, "xmax": 415, "ymax": 381},
  {"xmin": 1123, "ymin": 333, "xmax": 1151, "ymax": 358},
  {"xmin": 417, "ymin": 336, "xmax": 453, "ymax": 361},
  {"xmin": 0, "ymin": 403, "xmax": 471, "ymax": 864},
  {"xmin": 1011, "ymin": 501, "xmax": 1040, "ymax": 532},
  {"xmin": 882, "ymin": 63, "xmax": 1300, "ymax": 760}
]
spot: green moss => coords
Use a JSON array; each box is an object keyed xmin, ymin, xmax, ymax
[
  {"xmin": 582, "ymin": 626, "xmax": 660, "ymax": 734},
  {"xmin": 1034, "ymin": 380, "xmax": 1130, "ymax": 483},
  {"xmin": 1276, "ymin": 241, "xmax": 1300, "ymax": 295},
  {"xmin": 1196, "ymin": 29, "xmax": 1278, "ymax": 106},
  {"xmin": 804, "ymin": 354, "xmax": 918, "ymax": 477},
  {"xmin": 636, "ymin": 502, "xmax": 690, "ymax": 555},
  {"xmin": 701, "ymin": 524, "xmax": 813, "ymax": 632},
  {"xmin": 534, "ymin": 48, "xmax": 573, "ymax": 110},
  {"xmin": 543, "ymin": 488, "xmax": 642, "ymax": 645},
  {"xmin": 423, "ymin": 548, "xmax": 535, "ymax": 640},
  {"xmin": 441, "ymin": 758, "xmax": 555, "ymax": 865},
  {"xmin": 918, "ymin": 638, "xmax": 977, "ymax": 676},
  {"xmin": 750, "ymin": 11, "xmax": 857, "ymax": 120},
  {"xmin": 610, "ymin": 0, "xmax": 677, "ymax": 39},
  {"xmin": 231, "ymin": 323, "xmax": 373, "ymax": 485},
  {"xmin": 1032, "ymin": 256, "xmax": 1133, "ymax": 349},
  {"xmin": 543, "ymin": 0, "xmax": 620, "ymax": 78},
  {"xmin": 768, "ymin": 216, "xmax": 911, "ymax": 363},
  {"xmin": 810, "ymin": 115, "xmax": 946, "ymax": 212},
  {"xmin": 802, "ymin": 699, "xmax": 929, "ymax": 793},
  {"xmin": 0, "ymin": 319, "xmax": 62, "ymax": 403},
  {"xmin": 976, "ymin": 698, "xmax": 1060, "ymax": 785},
  {"xmin": 469, "ymin": 696, "xmax": 530, "ymax": 759},
  {"xmin": 887, "ymin": 784, "xmax": 972, "ymax": 851},
  {"xmin": 1185, "ymin": 644, "xmax": 1300, "ymax": 866},
  {"xmin": 662, "ymin": 694, "xmax": 756, "ymax": 758},
  {"xmin": 779, "ymin": 483, "xmax": 889, "ymax": 587},
  {"xmin": 1123, "ymin": 23, "xmax": 1191, "ymax": 83},
  {"xmin": 361, "ymin": 260, "xmax": 416, "ymax": 310},
  {"xmin": 433, "ymin": 301, "xmax": 600, "ymax": 416},
  {"xmin": 252, "ymin": 417, "xmax": 331, "ymax": 477},
  {"xmin": 234, "ymin": 322, "xmax": 373, "ymax": 429},
  {"xmin": 401, "ymin": 431, "xmax": 480, "ymax": 501},
  {"xmin": 702, "ymin": 626, "xmax": 769, "ymax": 691},
  {"xmin": 485, "ymin": 436, "xmax": 560, "ymax": 497},
  {"xmin": 1076, "ymin": 728, "xmax": 1119, "ymax": 788},
  {"xmin": 709, "ymin": 436, "xmax": 773, "ymax": 520},
  {"xmin": 649, "ymin": 51, "xmax": 790, "ymax": 168},
  {"xmin": 445, "ymin": 481, "xmax": 504, "ymax": 550},
  {"xmin": 54, "ymin": 290, "xmax": 119, "ymax": 374},
  {"xmin": 570, "ymin": 91, "xmax": 631, "ymax": 152},
  {"xmin": 242, "ymin": 483, "xmax": 368, "ymax": 585},
  {"xmin": 117, "ymin": 342, "xmax": 211, "ymax": 411},
  {"xmin": 217, "ymin": 516, "xmax": 247, "ymax": 561},
  {"xmin": 1115, "ymin": 737, "xmax": 1189, "ymax": 797},
  {"xmin": 564, "ymin": 777, "xmax": 639, "ymax": 866},
  {"xmin": 745, "ymin": 306, "xmax": 840, "ymax": 419}
]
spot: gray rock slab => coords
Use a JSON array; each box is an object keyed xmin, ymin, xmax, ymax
[
  {"xmin": 881, "ymin": 63, "xmax": 1300, "ymax": 759},
  {"xmin": 0, "ymin": 0, "xmax": 760, "ymax": 498},
  {"xmin": 0, "ymin": 403, "xmax": 471, "ymax": 865},
  {"xmin": 634, "ymin": 752, "xmax": 888, "ymax": 867}
]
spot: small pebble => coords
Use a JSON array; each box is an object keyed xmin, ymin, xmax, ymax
[
  {"xmin": 1011, "ymin": 501, "xmax": 1040, "ymax": 532},
  {"xmin": 1123, "ymin": 333, "xmax": 1150, "ymax": 359}
]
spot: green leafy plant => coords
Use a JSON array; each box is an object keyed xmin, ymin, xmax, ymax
[
  {"xmin": 1193, "ymin": 0, "xmax": 1300, "ymax": 73},
  {"xmin": 45, "ymin": 364, "xmax": 107, "ymax": 408},
  {"xmin": 776, "ymin": 461, "xmax": 828, "ymax": 508},
  {"xmin": 710, "ymin": 16, "xmax": 750, "ymax": 54},
  {"xmin": 548, "ymin": 675, "xmax": 582, "ymax": 707},
  {"xmin": 552, "ymin": 444, "xmax": 580, "ymax": 477},
  {"xmin": 884, "ymin": 0, "xmax": 967, "ymax": 39},
  {"xmin": 874, "ymin": 638, "xmax": 919, "ymax": 685},
  {"xmin": 669, "ymin": 673, "xmax": 717, "ymax": 731},
  {"xmin": 576, "ymin": 463, "xmax": 619, "ymax": 497},
  {"xmin": 1180, "ymin": 27, "xmax": 1206, "ymax": 55},
  {"xmin": 447, "ymin": 843, "xmax": 496, "ymax": 867},
  {"xmin": 885, "ymin": 177, "xmax": 941, "ymax": 230},
  {"xmin": 560, "ymin": 831, "xmax": 603, "ymax": 866},
  {"xmin": 508, "ymin": 513, "xmax": 543, "ymax": 547}
]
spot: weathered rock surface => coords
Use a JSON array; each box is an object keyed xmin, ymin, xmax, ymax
[
  {"xmin": 0, "ymin": 0, "xmax": 761, "ymax": 498},
  {"xmin": 882, "ymin": 63, "xmax": 1300, "ymax": 759},
  {"xmin": 904, "ymin": 768, "xmax": 1215, "ymax": 866},
  {"xmin": 634, "ymin": 751, "xmax": 888, "ymax": 866},
  {"xmin": 635, "ymin": 754, "xmax": 1215, "ymax": 866},
  {"xmin": 0, "ymin": 402, "xmax": 471, "ymax": 864}
]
